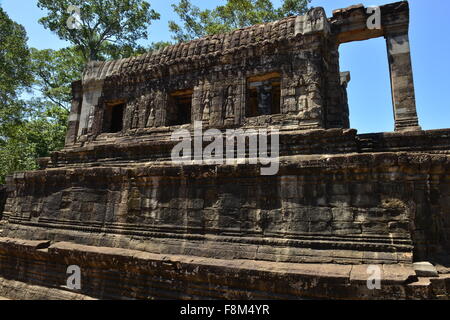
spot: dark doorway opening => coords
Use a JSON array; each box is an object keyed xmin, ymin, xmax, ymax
[
  {"xmin": 103, "ymin": 103, "xmax": 125, "ymax": 133},
  {"xmin": 168, "ymin": 90, "xmax": 193, "ymax": 126}
]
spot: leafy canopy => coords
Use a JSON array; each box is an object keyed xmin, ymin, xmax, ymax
[
  {"xmin": 37, "ymin": 0, "xmax": 160, "ymax": 61},
  {"xmin": 30, "ymin": 46, "xmax": 85, "ymax": 112},
  {"xmin": 0, "ymin": 7, "xmax": 32, "ymax": 126},
  {"xmin": 0, "ymin": 7, "xmax": 33, "ymax": 183},
  {"xmin": 169, "ymin": 0, "xmax": 311, "ymax": 42},
  {"xmin": 0, "ymin": 46, "xmax": 79, "ymax": 184}
]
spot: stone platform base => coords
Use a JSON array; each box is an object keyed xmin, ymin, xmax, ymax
[
  {"xmin": 0, "ymin": 278, "xmax": 95, "ymax": 300},
  {"xmin": 0, "ymin": 237, "xmax": 448, "ymax": 300}
]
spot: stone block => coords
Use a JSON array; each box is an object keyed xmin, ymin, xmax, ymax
[{"xmin": 414, "ymin": 262, "xmax": 439, "ymax": 278}]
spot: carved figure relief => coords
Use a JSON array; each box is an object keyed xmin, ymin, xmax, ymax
[
  {"xmin": 202, "ymin": 89, "xmax": 211, "ymax": 123},
  {"xmin": 257, "ymin": 84, "xmax": 272, "ymax": 115},
  {"xmin": 146, "ymin": 107, "xmax": 156, "ymax": 128},
  {"xmin": 87, "ymin": 106, "xmax": 95, "ymax": 130},
  {"xmin": 224, "ymin": 86, "xmax": 235, "ymax": 119},
  {"xmin": 143, "ymin": 92, "xmax": 154, "ymax": 128},
  {"xmin": 307, "ymin": 7, "xmax": 324, "ymax": 23},
  {"xmin": 151, "ymin": 91, "xmax": 165, "ymax": 127},
  {"xmin": 131, "ymin": 101, "xmax": 139, "ymax": 129}
]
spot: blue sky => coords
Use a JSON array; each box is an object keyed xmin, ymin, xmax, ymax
[{"xmin": 1, "ymin": 0, "xmax": 449, "ymax": 133}]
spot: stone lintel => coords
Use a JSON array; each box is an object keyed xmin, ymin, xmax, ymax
[
  {"xmin": 330, "ymin": 1, "xmax": 410, "ymax": 44},
  {"xmin": 331, "ymin": 1, "xmax": 421, "ymax": 132}
]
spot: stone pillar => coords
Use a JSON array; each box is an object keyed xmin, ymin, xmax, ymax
[
  {"xmin": 65, "ymin": 81, "xmax": 83, "ymax": 146},
  {"xmin": 236, "ymin": 75, "xmax": 246, "ymax": 125},
  {"xmin": 339, "ymin": 71, "xmax": 351, "ymax": 129},
  {"xmin": 385, "ymin": 32, "xmax": 421, "ymax": 131}
]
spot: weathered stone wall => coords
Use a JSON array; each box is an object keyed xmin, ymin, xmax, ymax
[
  {"xmin": 1, "ymin": 238, "xmax": 448, "ymax": 300},
  {"xmin": 3, "ymin": 152, "xmax": 450, "ymax": 265},
  {"xmin": 357, "ymin": 129, "xmax": 450, "ymax": 154},
  {"xmin": 90, "ymin": 35, "xmax": 327, "ymax": 135},
  {"xmin": 64, "ymin": 8, "xmax": 340, "ymax": 146},
  {"xmin": 65, "ymin": 81, "xmax": 83, "ymax": 145},
  {"xmin": 0, "ymin": 185, "xmax": 6, "ymax": 221},
  {"xmin": 1, "ymin": 2, "xmax": 448, "ymax": 300},
  {"xmin": 52, "ymin": 129, "xmax": 358, "ymax": 167},
  {"xmin": 63, "ymin": 1, "xmax": 422, "ymax": 150},
  {"xmin": 322, "ymin": 39, "xmax": 350, "ymax": 129},
  {"xmin": 49, "ymin": 129, "xmax": 450, "ymax": 168}
]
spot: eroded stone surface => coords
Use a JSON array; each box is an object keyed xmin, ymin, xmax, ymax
[
  {"xmin": 0, "ymin": 1, "xmax": 449, "ymax": 300},
  {"xmin": 414, "ymin": 262, "xmax": 439, "ymax": 278},
  {"xmin": 0, "ymin": 238, "xmax": 447, "ymax": 300}
]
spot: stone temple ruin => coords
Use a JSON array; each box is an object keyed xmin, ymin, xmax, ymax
[{"xmin": 0, "ymin": 1, "xmax": 449, "ymax": 299}]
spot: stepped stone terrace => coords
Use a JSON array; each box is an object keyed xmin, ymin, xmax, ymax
[{"xmin": 0, "ymin": 1, "xmax": 449, "ymax": 300}]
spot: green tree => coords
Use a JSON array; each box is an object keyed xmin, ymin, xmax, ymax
[
  {"xmin": 169, "ymin": 0, "xmax": 311, "ymax": 42},
  {"xmin": 0, "ymin": 43, "xmax": 85, "ymax": 183},
  {"xmin": 0, "ymin": 7, "xmax": 32, "ymax": 127},
  {"xmin": 0, "ymin": 98, "xmax": 70, "ymax": 184},
  {"xmin": 23, "ymin": 46, "xmax": 85, "ymax": 166},
  {"xmin": 0, "ymin": 7, "xmax": 34, "ymax": 183},
  {"xmin": 1, "ymin": 0, "xmax": 163, "ymax": 183},
  {"xmin": 37, "ymin": 0, "xmax": 160, "ymax": 61},
  {"xmin": 30, "ymin": 46, "xmax": 84, "ymax": 112},
  {"xmin": 0, "ymin": 124, "xmax": 39, "ymax": 183}
]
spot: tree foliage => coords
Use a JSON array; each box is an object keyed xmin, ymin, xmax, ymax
[
  {"xmin": 37, "ymin": 0, "xmax": 160, "ymax": 61},
  {"xmin": 30, "ymin": 47, "xmax": 85, "ymax": 112},
  {"xmin": 24, "ymin": 46, "xmax": 85, "ymax": 167},
  {"xmin": 0, "ymin": 9, "xmax": 84, "ymax": 183},
  {"xmin": 1, "ymin": 0, "xmax": 161, "ymax": 182},
  {"xmin": 0, "ymin": 7, "xmax": 32, "ymax": 127},
  {"xmin": 0, "ymin": 7, "xmax": 34, "ymax": 183},
  {"xmin": 0, "ymin": 46, "xmax": 80, "ymax": 183},
  {"xmin": 169, "ymin": 0, "xmax": 311, "ymax": 42},
  {"xmin": 0, "ymin": 100, "xmax": 69, "ymax": 183}
]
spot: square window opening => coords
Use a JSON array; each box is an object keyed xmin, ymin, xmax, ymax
[
  {"xmin": 103, "ymin": 103, "xmax": 125, "ymax": 133},
  {"xmin": 246, "ymin": 73, "xmax": 281, "ymax": 117},
  {"xmin": 168, "ymin": 89, "xmax": 193, "ymax": 126}
]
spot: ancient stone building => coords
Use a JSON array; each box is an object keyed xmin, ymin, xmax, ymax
[{"xmin": 0, "ymin": 1, "xmax": 449, "ymax": 299}]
